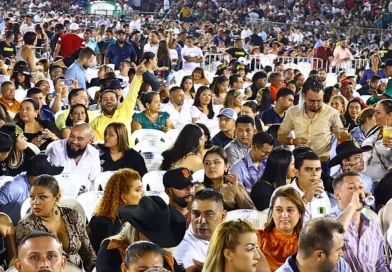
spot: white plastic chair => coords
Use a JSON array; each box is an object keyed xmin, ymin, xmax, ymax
[
  {"xmin": 360, "ymin": 95, "xmax": 371, "ymax": 103},
  {"xmin": 134, "ymin": 141, "xmax": 170, "ymax": 154},
  {"xmin": 53, "ymin": 173, "xmax": 91, "ymax": 199},
  {"xmin": 225, "ymin": 209, "xmax": 269, "ymax": 230},
  {"xmin": 140, "ymin": 152, "xmax": 163, "ymax": 172},
  {"xmin": 142, "ymin": 170, "xmax": 166, "ymax": 192},
  {"xmin": 166, "ymin": 128, "xmax": 180, "ymax": 146},
  {"xmin": 75, "ymin": 191, "xmax": 104, "ymax": 221},
  {"xmin": 54, "ymin": 109, "xmax": 66, "ymax": 122},
  {"xmin": 192, "ymin": 169, "xmax": 205, "ymax": 183},
  {"xmin": 6, "ymin": 263, "xmax": 82, "ymax": 272},
  {"xmin": 26, "ymin": 142, "xmax": 41, "ymax": 155},
  {"xmin": 7, "ymin": 111, "xmax": 15, "ymax": 119},
  {"xmin": 145, "ymin": 190, "xmax": 169, "ymax": 204},
  {"xmin": 94, "ymin": 171, "xmax": 115, "ymax": 191},
  {"xmin": 130, "ymin": 129, "xmax": 170, "ymax": 147},
  {"xmin": 87, "ymin": 86, "xmax": 100, "ymax": 99}
]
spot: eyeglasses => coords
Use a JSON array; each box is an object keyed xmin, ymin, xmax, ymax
[
  {"xmin": 255, "ymin": 146, "xmax": 270, "ymax": 157},
  {"xmin": 305, "ymin": 97, "xmax": 323, "ymax": 105}
]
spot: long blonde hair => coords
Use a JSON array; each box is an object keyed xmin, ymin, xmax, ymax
[{"xmin": 202, "ymin": 220, "xmax": 256, "ymax": 272}]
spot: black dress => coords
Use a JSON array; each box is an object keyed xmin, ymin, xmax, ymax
[
  {"xmin": 88, "ymin": 216, "xmax": 123, "ymax": 254},
  {"xmin": 0, "ymin": 147, "xmax": 35, "ymax": 176}
]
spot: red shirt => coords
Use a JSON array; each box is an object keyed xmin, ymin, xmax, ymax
[{"xmin": 57, "ymin": 33, "xmax": 84, "ymax": 58}]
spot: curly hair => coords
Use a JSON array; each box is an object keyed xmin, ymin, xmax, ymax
[{"xmin": 95, "ymin": 169, "xmax": 141, "ymax": 221}]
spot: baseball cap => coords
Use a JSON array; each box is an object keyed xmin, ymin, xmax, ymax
[
  {"xmin": 163, "ymin": 167, "xmax": 193, "ymax": 190},
  {"xmin": 26, "ymin": 154, "xmax": 64, "ymax": 177},
  {"xmin": 116, "ymin": 29, "xmax": 126, "ymax": 35},
  {"xmin": 217, "ymin": 108, "xmax": 238, "ymax": 120},
  {"xmin": 69, "ymin": 23, "xmax": 79, "ymax": 31},
  {"xmin": 55, "ymin": 23, "xmax": 65, "ymax": 30},
  {"xmin": 385, "ymin": 59, "xmax": 392, "ymax": 67},
  {"xmin": 341, "ymin": 79, "xmax": 353, "ymax": 87}
]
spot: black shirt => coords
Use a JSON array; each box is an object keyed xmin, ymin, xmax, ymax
[
  {"xmin": 226, "ymin": 47, "xmax": 248, "ymax": 59},
  {"xmin": 88, "ymin": 216, "xmax": 123, "ymax": 253},
  {"xmin": 249, "ymin": 34, "xmax": 264, "ymax": 51},
  {"xmin": 0, "ymin": 41, "xmax": 16, "ymax": 59},
  {"xmin": 50, "ymin": 33, "xmax": 61, "ymax": 56},
  {"xmin": 375, "ymin": 170, "xmax": 392, "ymax": 209},
  {"xmin": 261, "ymin": 108, "xmax": 284, "ymax": 125},
  {"xmin": 211, "ymin": 131, "xmax": 233, "ymax": 148},
  {"xmin": 131, "ymin": 41, "xmax": 143, "ymax": 64},
  {"xmin": 0, "ymin": 147, "xmax": 35, "ymax": 177},
  {"xmin": 250, "ymin": 181, "xmax": 274, "ymax": 211}
]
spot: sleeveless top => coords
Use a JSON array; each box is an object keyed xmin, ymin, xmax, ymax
[{"xmin": 15, "ymin": 46, "xmax": 38, "ymax": 64}]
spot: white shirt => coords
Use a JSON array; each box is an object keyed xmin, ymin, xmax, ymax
[
  {"xmin": 181, "ymin": 46, "xmax": 203, "ymax": 71},
  {"xmin": 47, "ymin": 139, "xmax": 101, "ymax": 181},
  {"xmin": 144, "ymin": 42, "xmax": 159, "ymax": 55},
  {"xmin": 190, "ymin": 105, "xmax": 216, "ymax": 121},
  {"xmin": 20, "ymin": 23, "xmax": 35, "ymax": 36},
  {"xmin": 130, "ymin": 19, "xmax": 142, "ymax": 31},
  {"xmin": 173, "ymin": 225, "xmax": 209, "ymax": 269},
  {"xmin": 241, "ymin": 29, "xmax": 252, "ymax": 40},
  {"xmin": 161, "ymin": 101, "xmax": 192, "ymax": 125}
]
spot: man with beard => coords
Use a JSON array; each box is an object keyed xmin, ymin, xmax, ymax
[
  {"xmin": 333, "ymin": 37, "xmax": 353, "ymax": 72},
  {"xmin": 105, "ymin": 29, "xmax": 137, "ymax": 70},
  {"xmin": 317, "ymin": 68, "xmax": 327, "ymax": 87},
  {"xmin": 278, "ymin": 75, "xmax": 343, "ymax": 173},
  {"xmin": 161, "ymin": 86, "xmax": 192, "ymax": 126},
  {"xmin": 47, "ymin": 122, "xmax": 101, "ymax": 182},
  {"xmin": 163, "ymin": 167, "xmax": 195, "ymax": 228},
  {"xmin": 90, "ymin": 60, "xmax": 146, "ymax": 142},
  {"xmin": 64, "ymin": 47, "xmax": 96, "ymax": 91},
  {"xmin": 173, "ymin": 189, "xmax": 227, "ymax": 271}
]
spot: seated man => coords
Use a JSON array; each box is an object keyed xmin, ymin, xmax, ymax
[
  {"xmin": 231, "ymin": 132, "xmax": 274, "ymax": 190},
  {"xmin": 261, "ymin": 87, "xmax": 294, "ymax": 126},
  {"xmin": 211, "ymin": 108, "xmax": 236, "ymax": 148},
  {"xmin": 224, "ymin": 115, "xmax": 255, "ymax": 166},
  {"xmin": 0, "ymin": 81, "xmax": 20, "ymax": 114},
  {"xmin": 26, "ymin": 87, "xmax": 55, "ymax": 122},
  {"xmin": 161, "ymin": 86, "xmax": 192, "ymax": 126},
  {"xmin": 47, "ymin": 122, "xmax": 101, "ymax": 182}
]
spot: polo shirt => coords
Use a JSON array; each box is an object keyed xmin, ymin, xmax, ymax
[
  {"xmin": 105, "ymin": 41, "xmax": 136, "ymax": 70},
  {"xmin": 261, "ymin": 108, "xmax": 284, "ymax": 125},
  {"xmin": 211, "ymin": 131, "xmax": 233, "ymax": 148},
  {"xmin": 57, "ymin": 33, "xmax": 84, "ymax": 58},
  {"xmin": 0, "ymin": 41, "xmax": 16, "ymax": 59},
  {"xmin": 224, "ymin": 138, "xmax": 251, "ymax": 166},
  {"xmin": 226, "ymin": 47, "xmax": 248, "ymax": 58}
]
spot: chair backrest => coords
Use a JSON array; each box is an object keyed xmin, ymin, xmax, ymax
[
  {"xmin": 192, "ymin": 169, "xmax": 205, "ymax": 183},
  {"xmin": 87, "ymin": 86, "xmax": 100, "ymax": 99},
  {"xmin": 384, "ymin": 232, "xmax": 392, "ymax": 266},
  {"xmin": 140, "ymin": 152, "xmax": 163, "ymax": 172},
  {"xmin": 225, "ymin": 209, "xmax": 269, "ymax": 230},
  {"xmin": 142, "ymin": 170, "xmax": 166, "ymax": 192},
  {"xmin": 134, "ymin": 141, "xmax": 170, "ymax": 154},
  {"xmin": 130, "ymin": 129, "xmax": 170, "ymax": 147},
  {"xmin": 165, "ymin": 128, "xmax": 180, "ymax": 146},
  {"xmin": 94, "ymin": 171, "xmax": 115, "ymax": 191},
  {"xmin": 54, "ymin": 109, "xmax": 66, "ymax": 122},
  {"xmin": 53, "ymin": 173, "xmax": 90, "ymax": 199},
  {"xmin": 27, "ymin": 142, "xmax": 40, "ymax": 155},
  {"xmin": 145, "ymin": 190, "xmax": 169, "ymax": 204},
  {"xmin": 75, "ymin": 191, "xmax": 104, "ymax": 221}
]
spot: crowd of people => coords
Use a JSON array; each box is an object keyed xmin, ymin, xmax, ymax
[{"xmin": 0, "ymin": 0, "xmax": 391, "ymax": 272}]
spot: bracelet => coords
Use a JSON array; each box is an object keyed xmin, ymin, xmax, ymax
[
  {"xmin": 349, "ymin": 202, "xmax": 358, "ymax": 210},
  {"xmin": 290, "ymin": 138, "xmax": 294, "ymax": 145}
]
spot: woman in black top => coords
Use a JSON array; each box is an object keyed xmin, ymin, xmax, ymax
[
  {"xmin": 96, "ymin": 122, "xmax": 147, "ymax": 176},
  {"xmin": 157, "ymin": 40, "xmax": 172, "ymax": 80},
  {"xmin": 141, "ymin": 52, "xmax": 160, "ymax": 92}
]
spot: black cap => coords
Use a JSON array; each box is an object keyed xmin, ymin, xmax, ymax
[
  {"xmin": 55, "ymin": 23, "xmax": 65, "ymax": 30},
  {"xmin": 385, "ymin": 59, "xmax": 392, "ymax": 67},
  {"xmin": 163, "ymin": 167, "xmax": 193, "ymax": 190},
  {"xmin": 26, "ymin": 154, "xmax": 64, "ymax": 177},
  {"xmin": 116, "ymin": 29, "xmax": 126, "ymax": 35}
]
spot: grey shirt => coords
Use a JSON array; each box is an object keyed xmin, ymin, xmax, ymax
[{"xmin": 224, "ymin": 138, "xmax": 251, "ymax": 166}]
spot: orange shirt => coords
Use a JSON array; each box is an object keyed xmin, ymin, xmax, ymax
[
  {"xmin": 270, "ymin": 84, "xmax": 279, "ymax": 102},
  {"xmin": 258, "ymin": 228, "xmax": 298, "ymax": 271},
  {"xmin": 0, "ymin": 97, "xmax": 21, "ymax": 113}
]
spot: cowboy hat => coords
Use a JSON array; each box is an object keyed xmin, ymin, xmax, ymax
[
  {"xmin": 117, "ymin": 196, "xmax": 186, "ymax": 248},
  {"xmin": 98, "ymin": 72, "xmax": 123, "ymax": 86},
  {"xmin": 328, "ymin": 140, "xmax": 372, "ymax": 167}
]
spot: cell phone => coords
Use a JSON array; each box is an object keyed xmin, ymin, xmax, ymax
[{"xmin": 223, "ymin": 170, "xmax": 229, "ymax": 184}]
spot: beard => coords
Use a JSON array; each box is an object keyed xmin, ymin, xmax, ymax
[
  {"xmin": 172, "ymin": 193, "xmax": 193, "ymax": 208},
  {"xmin": 118, "ymin": 40, "xmax": 125, "ymax": 44},
  {"xmin": 102, "ymin": 105, "xmax": 117, "ymax": 115},
  {"xmin": 66, "ymin": 142, "xmax": 87, "ymax": 159}
]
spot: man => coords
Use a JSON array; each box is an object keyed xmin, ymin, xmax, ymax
[
  {"xmin": 211, "ymin": 108, "xmax": 237, "ymax": 148},
  {"xmin": 181, "ymin": 36, "xmax": 203, "ymax": 71},
  {"xmin": 54, "ymin": 23, "xmax": 84, "ymax": 58},
  {"xmin": 314, "ymin": 33, "xmax": 322, "ymax": 48},
  {"xmin": 225, "ymin": 115, "xmax": 255, "ymax": 166},
  {"xmin": 26, "ymin": 87, "xmax": 55, "ymax": 122},
  {"xmin": 357, "ymin": 75, "xmax": 380, "ymax": 96},
  {"xmin": 326, "ymin": 171, "xmax": 389, "ymax": 271},
  {"xmin": 212, "ymin": 29, "xmax": 225, "ymax": 46},
  {"xmin": 0, "ymin": 30, "xmax": 16, "ymax": 60},
  {"xmin": 261, "ymin": 88, "xmax": 294, "ymax": 126},
  {"xmin": 231, "ymin": 132, "xmax": 274, "ymax": 190},
  {"xmin": 248, "ymin": 71, "xmax": 268, "ymax": 100},
  {"xmin": 47, "ymin": 123, "xmax": 101, "ymax": 182},
  {"xmin": 314, "ymin": 39, "xmax": 334, "ymax": 70},
  {"xmin": 130, "ymin": 30, "xmax": 143, "ymax": 63},
  {"xmin": 333, "ymin": 37, "xmax": 353, "ymax": 71},
  {"xmin": 317, "ymin": 68, "xmax": 327, "ymax": 87},
  {"xmin": 49, "ymin": 65, "xmax": 64, "ymax": 81},
  {"xmin": 15, "ymin": 232, "xmax": 66, "ymax": 272},
  {"xmin": 98, "ymin": 29, "xmax": 116, "ymax": 64},
  {"xmin": 20, "ymin": 15, "xmax": 35, "ymax": 36},
  {"xmin": 229, "ymin": 74, "xmax": 244, "ymax": 92},
  {"xmin": 380, "ymin": 41, "xmax": 392, "ymax": 62},
  {"xmin": 277, "ymin": 218, "xmax": 351, "ymax": 272},
  {"xmin": 163, "ymin": 167, "xmax": 195, "ymax": 228},
  {"xmin": 0, "ymin": 81, "xmax": 20, "ymax": 113},
  {"xmin": 84, "ymin": 28, "xmax": 99, "ymax": 62},
  {"xmin": 173, "ymin": 188, "xmax": 227, "ymax": 271},
  {"xmin": 0, "ymin": 154, "xmax": 64, "ymax": 225},
  {"xmin": 64, "ymin": 47, "xmax": 96, "ymax": 91},
  {"xmin": 144, "ymin": 30, "xmax": 159, "ymax": 55},
  {"xmin": 50, "ymin": 24, "xmax": 65, "ymax": 57},
  {"xmin": 161, "ymin": 86, "xmax": 192, "ymax": 126},
  {"xmin": 290, "ymin": 151, "xmax": 332, "ymax": 224},
  {"xmin": 105, "ymin": 29, "xmax": 137, "ymax": 70},
  {"xmin": 269, "ymin": 72, "xmax": 283, "ymax": 102},
  {"xmin": 278, "ymin": 75, "xmax": 343, "ymax": 172},
  {"xmin": 340, "ymin": 78, "xmax": 354, "ymax": 101},
  {"xmin": 90, "ymin": 61, "xmax": 145, "ymax": 141},
  {"xmin": 226, "ymin": 37, "xmax": 248, "ymax": 60}
]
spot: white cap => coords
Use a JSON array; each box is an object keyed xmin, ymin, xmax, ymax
[{"xmin": 69, "ymin": 23, "xmax": 79, "ymax": 31}]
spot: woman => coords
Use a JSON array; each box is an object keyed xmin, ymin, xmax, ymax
[
  {"xmin": 15, "ymin": 174, "xmax": 96, "ymax": 271},
  {"xmin": 11, "ymin": 65, "xmax": 32, "ymax": 91},
  {"xmin": 0, "ymin": 213, "xmax": 17, "ymax": 269},
  {"xmin": 0, "ymin": 124, "xmax": 35, "ymax": 176},
  {"xmin": 180, "ymin": 75, "xmax": 196, "ymax": 99},
  {"xmin": 192, "ymin": 67, "xmax": 210, "ymax": 86},
  {"xmin": 344, "ymin": 97, "xmax": 365, "ymax": 132},
  {"xmin": 61, "ymin": 104, "xmax": 89, "ymax": 139},
  {"xmin": 96, "ymin": 24, "xmax": 106, "ymax": 43},
  {"xmin": 329, "ymin": 95, "xmax": 348, "ymax": 126},
  {"xmin": 89, "ymin": 65, "xmax": 114, "ymax": 88},
  {"xmin": 161, "ymin": 123, "xmax": 205, "ymax": 173},
  {"xmin": 97, "ymin": 123, "xmax": 147, "ymax": 174},
  {"xmin": 89, "ymin": 168, "xmax": 144, "ymax": 253},
  {"xmin": 241, "ymin": 101, "xmax": 265, "ymax": 132},
  {"xmin": 323, "ymin": 86, "xmax": 339, "ymax": 104},
  {"xmin": 359, "ymin": 54, "xmax": 386, "ymax": 85},
  {"xmin": 131, "ymin": 91, "xmax": 174, "ymax": 132},
  {"xmin": 215, "ymin": 64, "xmax": 230, "ymax": 77},
  {"xmin": 258, "ymin": 186, "xmax": 305, "ymax": 271},
  {"xmin": 236, "ymin": 65, "xmax": 251, "ymax": 83},
  {"xmin": 37, "ymin": 59, "xmax": 49, "ymax": 78},
  {"xmin": 210, "ymin": 76, "xmax": 229, "ymax": 105},
  {"xmin": 34, "ymin": 24, "xmax": 48, "ymax": 47},
  {"xmin": 224, "ymin": 90, "xmax": 243, "ymax": 114},
  {"xmin": 35, "ymin": 79, "xmax": 51, "ymax": 97},
  {"xmin": 157, "ymin": 40, "xmax": 172, "ymax": 80},
  {"xmin": 15, "ymin": 32, "xmax": 42, "ymax": 72},
  {"xmin": 12, "ymin": 23, "xmax": 23, "ymax": 47},
  {"xmin": 202, "ymin": 219, "xmax": 263, "ymax": 272},
  {"xmin": 15, "ymin": 98, "xmax": 61, "ymax": 151},
  {"xmin": 197, "ymin": 146, "xmax": 255, "ymax": 210},
  {"xmin": 96, "ymin": 196, "xmax": 184, "ymax": 272},
  {"xmin": 256, "ymin": 87, "xmax": 272, "ymax": 114},
  {"xmin": 350, "ymin": 107, "xmax": 376, "ymax": 145},
  {"xmin": 191, "ymin": 86, "xmax": 215, "ymax": 123},
  {"xmin": 141, "ymin": 52, "xmax": 160, "ymax": 92},
  {"xmin": 251, "ymin": 147, "xmax": 296, "ymax": 211}
]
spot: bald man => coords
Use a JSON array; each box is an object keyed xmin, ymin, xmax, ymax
[
  {"xmin": 15, "ymin": 232, "xmax": 66, "ymax": 272},
  {"xmin": 46, "ymin": 122, "xmax": 101, "ymax": 182}
]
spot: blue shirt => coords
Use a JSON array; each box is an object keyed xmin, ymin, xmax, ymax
[
  {"xmin": 350, "ymin": 126, "xmax": 367, "ymax": 146},
  {"xmin": 105, "ymin": 41, "xmax": 136, "ymax": 70},
  {"xmin": 86, "ymin": 40, "xmax": 100, "ymax": 53},
  {"xmin": 64, "ymin": 60, "xmax": 87, "ymax": 90},
  {"xmin": 0, "ymin": 174, "xmax": 30, "ymax": 225},
  {"xmin": 41, "ymin": 107, "xmax": 55, "ymax": 123},
  {"xmin": 230, "ymin": 152, "xmax": 266, "ymax": 190},
  {"xmin": 359, "ymin": 68, "xmax": 387, "ymax": 86},
  {"xmin": 314, "ymin": 39, "xmax": 322, "ymax": 48},
  {"xmin": 261, "ymin": 108, "xmax": 284, "ymax": 125}
]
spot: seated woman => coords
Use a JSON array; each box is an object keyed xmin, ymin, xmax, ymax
[
  {"xmin": 88, "ymin": 64, "xmax": 114, "ymax": 88},
  {"xmin": 350, "ymin": 108, "xmax": 376, "ymax": 145},
  {"xmin": 161, "ymin": 124, "xmax": 205, "ymax": 173},
  {"xmin": 89, "ymin": 168, "xmax": 144, "ymax": 253},
  {"xmin": 131, "ymin": 91, "xmax": 174, "ymax": 133},
  {"xmin": 15, "ymin": 175, "xmax": 96, "ymax": 272},
  {"xmin": 197, "ymin": 146, "xmax": 255, "ymax": 210},
  {"xmin": 11, "ymin": 65, "xmax": 32, "ymax": 91},
  {"xmin": 180, "ymin": 75, "xmax": 196, "ymax": 100},
  {"xmin": 241, "ymin": 101, "xmax": 265, "ymax": 132},
  {"xmin": 251, "ymin": 147, "xmax": 296, "ymax": 211},
  {"xmin": 61, "ymin": 104, "xmax": 90, "ymax": 139},
  {"xmin": 96, "ymin": 123, "xmax": 147, "ymax": 175},
  {"xmin": 224, "ymin": 90, "xmax": 243, "ymax": 114},
  {"xmin": 344, "ymin": 97, "xmax": 365, "ymax": 132},
  {"xmin": 0, "ymin": 213, "xmax": 17, "ymax": 270},
  {"xmin": 0, "ymin": 124, "xmax": 35, "ymax": 176},
  {"xmin": 190, "ymin": 86, "xmax": 216, "ymax": 123},
  {"xmin": 96, "ymin": 196, "xmax": 184, "ymax": 272},
  {"xmin": 141, "ymin": 52, "xmax": 160, "ymax": 92},
  {"xmin": 210, "ymin": 75, "xmax": 229, "ymax": 105},
  {"xmin": 258, "ymin": 186, "xmax": 305, "ymax": 271},
  {"xmin": 192, "ymin": 67, "xmax": 210, "ymax": 86},
  {"xmin": 15, "ymin": 98, "xmax": 61, "ymax": 151},
  {"xmin": 35, "ymin": 79, "xmax": 51, "ymax": 97}
]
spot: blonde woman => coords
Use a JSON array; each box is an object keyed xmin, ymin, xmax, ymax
[{"xmin": 329, "ymin": 95, "xmax": 348, "ymax": 127}]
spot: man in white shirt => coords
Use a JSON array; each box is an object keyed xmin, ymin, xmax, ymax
[
  {"xmin": 161, "ymin": 87, "xmax": 192, "ymax": 126},
  {"xmin": 181, "ymin": 36, "xmax": 203, "ymax": 71},
  {"xmin": 47, "ymin": 123, "xmax": 101, "ymax": 182},
  {"xmin": 130, "ymin": 15, "xmax": 142, "ymax": 31},
  {"xmin": 173, "ymin": 188, "xmax": 227, "ymax": 271},
  {"xmin": 143, "ymin": 31, "xmax": 159, "ymax": 55},
  {"xmin": 240, "ymin": 25, "xmax": 253, "ymax": 40},
  {"xmin": 20, "ymin": 15, "xmax": 35, "ymax": 36}
]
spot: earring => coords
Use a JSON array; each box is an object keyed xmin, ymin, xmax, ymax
[{"xmin": 54, "ymin": 204, "xmax": 59, "ymax": 215}]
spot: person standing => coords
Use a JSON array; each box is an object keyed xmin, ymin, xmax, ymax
[
  {"xmin": 333, "ymin": 37, "xmax": 354, "ymax": 72},
  {"xmin": 105, "ymin": 30, "xmax": 136, "ymax": 70}
]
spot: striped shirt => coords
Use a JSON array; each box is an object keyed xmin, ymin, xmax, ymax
[{"xmin": 326, "ymin": 206, "xmax": 389, "ymax": 272}]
